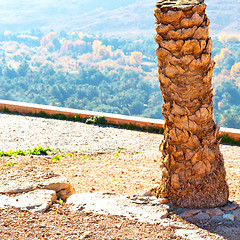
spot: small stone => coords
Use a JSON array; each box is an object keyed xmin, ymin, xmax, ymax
[
  {"xmin": 159, "ymin": 209, "xmax": 169, "ymax": 219},
  {"xmin": 221, "ymin": 202, "xmax": 238, "ymax": 211},
  {"xmin": 192, "ymin": 212, "xmax": 211, "ymax": 220},
  {"xmin": 80, "ymin": 231, "xmax": 92, "ymax": 239},
  {"xmin": 148, "ymin": 196, "xmax": 158, "ymax": 201},
  {"xmin": 151, "ymin": 198, "xmax": 168, "ymax": 205},
  {"xmin": 206, "ymin": 208, "xmax": 224, "ymax": 216},
  {"xmin": 141, "ymin": 184, "xmax": 159, "ymax": 197},
  {"xmin": 159, "ymin": 198, "xmax": 168, "ymax": 204},
  {"xmin": 130, "ymin": 194, "xmax": 138, "ymax": 200},
  {"xmin": 223, "ymin": 214, "xmax": 235, "ymax": 221},
  {"xmin": 150, "ymin": 200, "xmax": 161, "ymax": 206},
  {"xmin": 133, "ymin": 199, "xmax": 149, "ymax": 205},
  {"xmin": 57, "ymin": 185, "xmax": 76, "ymax": 200},
  {"xmin": 233, "ymin": 210, "xmax": 240, "ymax": 222},
  {"xmin": 137, "ymin": 196, "xmax": 149, "ymax": 201},
  {"xmin": 116, "ymin": 223, "xmax": 122, "ymax": 229},
  {"xmin": 180, "ymin": 209, "xmax": 201, "ymax": 218},
  {"xmin": 142, "ymin": 190, "xmax": 155, "ymax": 197}
]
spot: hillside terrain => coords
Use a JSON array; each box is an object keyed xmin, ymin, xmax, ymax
[
  {"xmin": 0, "ymin": 0, "xmax": 240, "ymax": 128},
  {"xmin": 0, "ymin": 0, "xmax": 239, "ymax": 36}
]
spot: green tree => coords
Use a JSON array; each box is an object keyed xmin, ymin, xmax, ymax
[{"xmin": 18, "ymin": 60, "xmax": 29, "ymax": 77}]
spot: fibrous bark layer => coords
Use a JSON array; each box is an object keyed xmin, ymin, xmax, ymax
[{"xmin": 154, "ymin": 0, "xmax": 229, "ymax": 208}]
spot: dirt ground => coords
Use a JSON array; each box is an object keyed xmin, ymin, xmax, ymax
[{"xmin": 0, "ymin": 140, "xmax": 239, "ymax": 239}]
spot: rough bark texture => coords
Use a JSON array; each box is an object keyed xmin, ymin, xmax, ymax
[{"xmin": 154, "ymin": 0, "xmax": 229, "ymax": 208}]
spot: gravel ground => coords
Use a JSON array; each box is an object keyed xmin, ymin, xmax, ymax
[
  {"xmin": 0, "ymin": 112, "xmax": 239, "ymax": 240},
  {"xmin": 0, "ymin": 113, "xmax": 163, "ymax": 153}
]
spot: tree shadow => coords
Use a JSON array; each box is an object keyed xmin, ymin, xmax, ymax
[{"xmin": 172, "ymin": 203, "xmax": 240, "ymax": 240}]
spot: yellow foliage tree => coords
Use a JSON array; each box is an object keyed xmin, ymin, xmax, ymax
[
  {"xmin": 40, "ymin": 32, "xmax": 61, "ymax": 52},
  {"xmin": 92, "ymin": 40, "xmax": 113, "ymax": 60},
  {"xmin": 214, "ymin": 48, "xmax": 232, "ymax": 67},
  {"xmin": 79, "ymin": 32, "xmax": 92, "ymax": 39},
  {"xmin": 231, "ymin": 62, "xmax": 240, "ymax": 77},
  {"xmin": 129, "ymin": 51, "xmax": 143, "ymax": 66}
]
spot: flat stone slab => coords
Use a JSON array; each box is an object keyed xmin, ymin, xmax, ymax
[
  {"xmin": 180, "ymin": 209, "xmax": 202, "ymax": 218},
  {"xmin": 67, "ymin": 192, "xmax": 170, "ymax": 224},
  {"xmin": 223, "ymin": 214, "xmax": 235, "ymax": 221},
  {"xmin": 221, "ymin": 201, "xmax": 238, "ymax": 211},
  {"xmin": 192, "ymin": 212, "xmax": 211, "ymax": 220},
  {"xmin": 0, "ymin": 165, "xmax": 75, "ymax": 200},
  {"xmin": 0, "ymin": 189, "xmax": 57, "ymax": 212},
  {"xmin": 206, "ymin": 208, "xmax": 224, "ymax": 216},
  {"xmin": 67, "ymin": 192, "xmax": 221, "ymax": 240}
]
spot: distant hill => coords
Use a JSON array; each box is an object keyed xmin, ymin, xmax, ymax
[{"xmin": 0, "ymin": 0, "xmax": 239, "ymax": 36}]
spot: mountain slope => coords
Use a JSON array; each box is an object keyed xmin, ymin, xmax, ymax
[{"xmin": 0, "ymin": 0, "xmax": 239, "ymax": 36}]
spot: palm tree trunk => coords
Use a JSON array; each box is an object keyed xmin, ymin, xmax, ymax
[{"xmin": 154, "ymin": 0, "xmax": 229, "ymax": 208}]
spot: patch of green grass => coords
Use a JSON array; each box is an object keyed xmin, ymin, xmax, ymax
[
  {"xmin": 147, "ymin": 125, "xmax": 164, "ymax": 133},
  {"xmin": 218, "ymin": 134, "xmax": 240, "ymax": 146},
  {"xmin": 120, "ymin": 123, "xmax": 142, "ymax": 131},
  {"xmin": 134, "ymin": 151, "xmax": 142, "ymax": 154},
  {"xmin": 117, "ymin": 148, "xmax": 128, "ymax": 151},
  {"xmin": 0, "ymin": 150, "xmax": 14, "ymax": 157},
  {"xmin": 28, "ymin": 146, "xmax": 51, "ymax": 155},
  {"xmin": 114, "ymin": 152, "xmax": 120, "ymax": 157},
  {"xmin": 0, "ymin": 146, "xmax": 52, "ymax": 157},
  {"xmin": 66, "ymin": 152, "xmax": 73, "ymax": 156},
  {"xmin": 6, "ymin": 162, "xmax": 15, "ymax": 167},
  {"xmin": 2, "ymin": 107, "xmax": 11, "ymax": 113},
  {"xmin": 114, "ymin": 152, "xmax": 124, "ymax": 158},
  {"xmin": 85, "ymin": 115, "xmax": 107, "ymax": 125},
  {"xmin": 51, "ymin": 155, "xmax": 61, "ymax": 163},
  {"xmin": 14, "ymin": 149, "xmax": 27, "ymax": 156},
  {"xmin": 112, "ymin": 178, "xmax": 119, "ymax": 181}
]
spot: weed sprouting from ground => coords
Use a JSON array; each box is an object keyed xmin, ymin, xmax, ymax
[
  {"xmin": 28, "ymin": 146, "xmax": 51, "ymax": 155},
  {"xmin": 0, "ymin": 146, "xmax": 51, "ymax": 157},
  {"xmin": 51, "ymin": 155, "xmax": 61, "ymax": 163},
  {"xmin": 5, "ymin": 162, "xmax": 15, "ymax": 167},
  {"xmin": 85, "ymin": 116, "xmax": 107, "ymax": 125}
]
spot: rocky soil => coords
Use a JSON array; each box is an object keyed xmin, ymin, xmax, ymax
[{"xmin": 0, "ymin": 113, "xmax": 240, "ymax": 239}]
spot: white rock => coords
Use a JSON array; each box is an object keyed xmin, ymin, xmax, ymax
[
  {"xmin": 0, "ymin": 189, "xmax": 57, "ymax": 212},
  {"xmin": 0, "ymin": 170, "xmax": 75, "ymax": 200},
  {"xmin": 223, "ymin": 214, "xmax": 235, "ymax": 221}
]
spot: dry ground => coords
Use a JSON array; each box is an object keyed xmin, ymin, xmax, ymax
[{"xmin": 0, "ymin": 137, "xmax": 239, "ymax": 239}]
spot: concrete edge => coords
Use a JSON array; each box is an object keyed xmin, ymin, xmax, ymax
[
  {"xmin": 0, "ymin": 100, "xmax": 164, "ymax": 130},
  {"xmin": 0, "ymin": 100, "xmax": 240, "ymax": 141}
]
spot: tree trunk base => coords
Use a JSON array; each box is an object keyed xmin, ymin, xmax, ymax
[{"xmin": 155, "ymin": 152, "xmax": 229, "ymax": 209}]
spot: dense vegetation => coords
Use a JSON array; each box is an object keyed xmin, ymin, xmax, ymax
[{"xmin": 0, "ymin": 30, "xmax": 240, "ymax": 128}]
